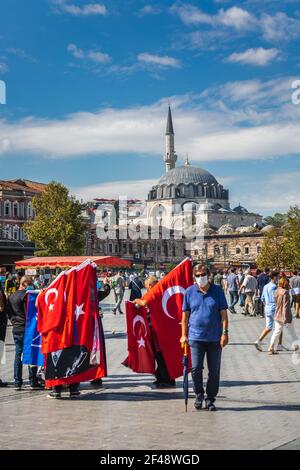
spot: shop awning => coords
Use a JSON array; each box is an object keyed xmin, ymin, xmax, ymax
[{"xmin": 15, "ymin": 255, "xmax": 132, "ymax": 269}]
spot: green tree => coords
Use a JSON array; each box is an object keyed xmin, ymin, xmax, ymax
[
  {"xmin": 256, "ymin": 228, "xmax": 290, "ymax": 270},
  {"xmin": 257, "ymin": 206, "xmax": 300, "ymax": 270},
  {"xmin": 282, "ymin": 206, "xmax": 300, "ymax": 270},
  {"xmin": 264, "ymin": 212, "xmax": 287, "ymax": 227},
  {"xmin": 25, "ymin": 181, "xmax": 87, "ymax": 256}
]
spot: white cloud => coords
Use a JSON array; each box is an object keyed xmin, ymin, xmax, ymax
[
  {"xmin": 172, "ymin": 3, "xmax": 300, "ymax": 47},
  {"xmin": 53, "ymin": 1, "xmax": 107, "ymax": 16},
  {"xmin": 261, "ymin": 12, "xmax": 300, "ymax": 42},
  {"xmin": 73, "ymin": 178, "xmax": 157, "ymax": 201},
  {"xmin": 218, "ymin": 6, "xmax": 255, "ymax": 30},
  {"xmin": 235, "ymin": 172, "xmax": 300, "ymax": 213},
  {"xmin": 171, "ymin": 4, "xmax": 256, "ymax": 30},
  {"xmin": 67, "ymin": 43, "xmax": 111, "ymax": 64},
  {"xmin": 137, "ymin": 53, "xmax": 181, "ymax": 68},
  {"xmin": 138, "ymin": 5, "xmax": 160, "ymax": 16},
  {"xmin": 226, "ymin": 47, "xmax": 279, "ymax": 66},
  {"xmin": 0, "ymin": 80, "xmax": 300, "ymax": 164}
]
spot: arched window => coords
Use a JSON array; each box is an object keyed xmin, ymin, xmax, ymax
[
  {"xmin": 214, "ymin": 245, "xmax": 220, "ymax": 257},
  {"xmin": 4, "ymin": 201, "xmax": 10, "ymax": 217},
  {"xmin": 27, "ymin": 202, "xmax": 33, "ymax": 218},
  {"xmin": 163, "ymin": 243, "xmax": 168, "ymax": 257},
  {"xmin": 236, "ymin": 246, "xmax": 241, "ymax": 255},
  {"xmin": 13, "ymin": 201, "xmax": 19, "ymax": 217},
  {"xmin": 244, "ymin": 245, "xmax": 250, "ymax": 255},
  {"xmin": 257, "ymin": 245, "xmax": 261, "ymax": 254},
  {"xmin": 13, "ymin": 225, "xmax": 19, "ymax": 240}
]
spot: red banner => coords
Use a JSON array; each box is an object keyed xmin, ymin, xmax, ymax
[
  {"xmin": 142, "ymin": 258, "xmax": 193, "ymax": 379},
  {"xmin": 123, "ymin": 301, "xmax": 155, "ymax": 374}
]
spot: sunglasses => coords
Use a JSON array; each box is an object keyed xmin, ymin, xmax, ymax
[{"xmin": 194, "ymin": 273, "xmax": 208, "ymax": 278}]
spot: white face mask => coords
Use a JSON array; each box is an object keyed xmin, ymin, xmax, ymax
[{"xmin": 196, "ymin": 275, "xmax": 208, "ymax": 287}]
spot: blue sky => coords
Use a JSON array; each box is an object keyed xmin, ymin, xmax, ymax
[{"xmin": 1, "ymin": 0, "xmax": 300, "ymax": 215}]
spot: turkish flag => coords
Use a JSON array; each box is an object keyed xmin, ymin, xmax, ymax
[
  {"xmin": 43, "ymin": 260, "xmax": 107, "ymax": 387},
  {"xmin": 73, "ymin": 261, "xmax": 97, "ymax": 352},
  {"xmin": 37, "ymin": 272, "xmax": 66, "ymax": 334},
  {"xmin": 38, "ymin": 271, "xmax": 75, "ymax": 354},
  {"xmin": 122, "ymin": 301, "xmax": 155, "ymax": 374},
  {"xmin": 142, "ymin": 258, "xmax": 193, "ymax": 379}
]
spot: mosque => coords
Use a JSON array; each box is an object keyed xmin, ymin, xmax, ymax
[{"xmin": 88, "ymin": 107, "xmax": 267, "ymax": 268}]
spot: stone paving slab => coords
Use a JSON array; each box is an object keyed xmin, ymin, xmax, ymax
[{"xmin": 1, "ymin": 290, "xmax": 300, "ymax": 450}]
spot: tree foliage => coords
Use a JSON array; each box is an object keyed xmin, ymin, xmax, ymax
[
  {"xmin": 257, "ymin": 206, "xmax": 300, "ymax": 270},
  {"xmin": 25, "ymin": 182, "xmax": 87, "ymax": 256},
  {"xmin": 264, "ymin": 212, "xmax": 287, "ymax": 227}
]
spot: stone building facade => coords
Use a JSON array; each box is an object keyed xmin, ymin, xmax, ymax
[{"xmin": 0, "ymin": 179, "xmax": 46, "ymax": 267}]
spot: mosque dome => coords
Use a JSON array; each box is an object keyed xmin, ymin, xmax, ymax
[
  {"xmin": 148, "ymin": 164, "xmax": 229, "ymax": 202},
  {"xmin": 157, "ymin": 165, "xmax": 218, "ymax": 186}
]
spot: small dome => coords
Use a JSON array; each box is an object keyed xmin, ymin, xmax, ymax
[
  {"xmin": 236, "ymin": 226, "xmax": 257, "ymax": 233},
  {"xmin": 261, "ymin": 224, "xmax": 275, "ymax": 233},
  {"xmin": 157, "ymin": 165, "xmax": 219, "ymax": 186},
  {"xmin": 233, "ymin": 204, "xmax": 248, "ymax": 214},
  {"xmin": 204, "ymin": 226, "xmax": 216, "ymax": 235},
  {"xmin": 218, "ymin": 224, "xmax": 234, "ymax": 235}
]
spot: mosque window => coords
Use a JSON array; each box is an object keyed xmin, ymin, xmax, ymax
[
  {"xmin": 214, "ymin": 245, "xmax": 220, "ymax": 256},
  {"xmin": 4, "ymin": 201, "xmax": 10, "ymax": 216},
  {"xmin": 13, "ymin": 201, "xmax": 19, "ymax": 217}
]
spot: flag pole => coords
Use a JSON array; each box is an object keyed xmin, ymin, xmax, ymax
[{"xmin": 182, "ymin": 342, "xmax": 189, "ymax": 413}]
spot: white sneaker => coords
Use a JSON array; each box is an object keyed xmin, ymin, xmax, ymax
[
  {"xmin": 255, "ymin": 340, "xmax": 263, "ymax": 352},
  {"xmin": 277, "ymin": 345, "xmax": 283, "ymax": 351}
]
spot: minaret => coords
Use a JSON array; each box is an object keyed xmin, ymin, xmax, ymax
[{"xmin": 164, "ymin": 105, "xmax": 177, "ymax": 172}]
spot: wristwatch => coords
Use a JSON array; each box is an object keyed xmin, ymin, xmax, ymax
[{"xmin": 223, "ymin": 329, "xmax": 229, "ymax": 335}]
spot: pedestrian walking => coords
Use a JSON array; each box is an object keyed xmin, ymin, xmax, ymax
[
  {"xmin": 289, "ymin": 271, "xmax": 300, "ymax": 319},
  {"xmin": 112, "ymin": 271, "xmax": 126, "ymax": 315},
  {"xmin": 227, "ymin": 267, "xmax": 239, "ymax": 314},
  {"xmin": 268, "ymin": 277, "xmax": 299, "ymax": 355},
  {"xmin": 254, "ymin": 272, "xmax": 282, "ymax": 352},
  {"xmin": 7, "ymin": 276, "xmax": 42, "ymax": 390},
  {"xmin": 256, "ymin": 267, "xmax": 270, "ymax": 317},
  {"xmin": 181, "ymin": 264, "xmax": 229, "ymax": 411},
  {"xmin": 237, "ymin": 268, "xmax": 245, "ymax": 306},
  {"xmin": 240, "ymin": 269, "xmax": 257, "ymax": 316},
  {"xmin": 0, "ymin": 281, "xmax": 8, "ymax": 387}
]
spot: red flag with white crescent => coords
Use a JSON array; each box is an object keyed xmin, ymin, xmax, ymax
[
  {"xmin": 142, "ymin": 257, "xmax": 193, "ymax": 379},
  {"xmin": 43, "ymin": 260, "xmax": 107, "ymax": 387},
  {"xmin": 38, "ymin": 271, "xmax": 75, "ymax": 354},
  {"xmin": 122, "ymin": 301, "xmax": 155, "ymax": 374}
]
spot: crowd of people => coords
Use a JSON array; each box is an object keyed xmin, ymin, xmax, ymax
[{"xmin": 0, "ymin": 263, "xmax": 299, "ymax": 411}]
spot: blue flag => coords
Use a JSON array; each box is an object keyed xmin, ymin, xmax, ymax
[{"xmin": 23, "ymin": 291, "xmax": 44, "ymax": 366}]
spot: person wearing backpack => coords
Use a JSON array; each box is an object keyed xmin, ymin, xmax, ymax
[{"xmin": 128, "ymin": 275, "xmax": 144, "ymax": 301}]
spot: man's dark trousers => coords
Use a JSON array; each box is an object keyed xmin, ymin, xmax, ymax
[
  {"xmin": 190, "ymin": 340, "xmax": 222, "ymax": 403},
  {"xmin": 13, "ymin": 331, "xmax": 38, "ymax": 387}
]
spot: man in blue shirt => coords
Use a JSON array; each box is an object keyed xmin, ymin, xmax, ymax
[
  {"xmin": 181, "ymin": 264, "xmax": 229, "ymax": 411},
  {"xmin": 254, "ymin": 271, "xmax": 282, "ymax": 351}
]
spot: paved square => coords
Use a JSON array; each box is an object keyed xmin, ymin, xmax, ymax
[{"xmin": 1, "ymin": 290, "xmax": 300, "ymax": 450}]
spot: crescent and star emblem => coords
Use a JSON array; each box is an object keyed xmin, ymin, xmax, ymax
[
  {"xmin": 133, "ymin": 314, "xmax": 148, "ymax": 348},
  {"xmin": 161, "ymin": 285, "xmax": 186, "ymax": 321},
  {"xmin": 45, "ymin": 288, "xmax": 58, "ymax": 312}
]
